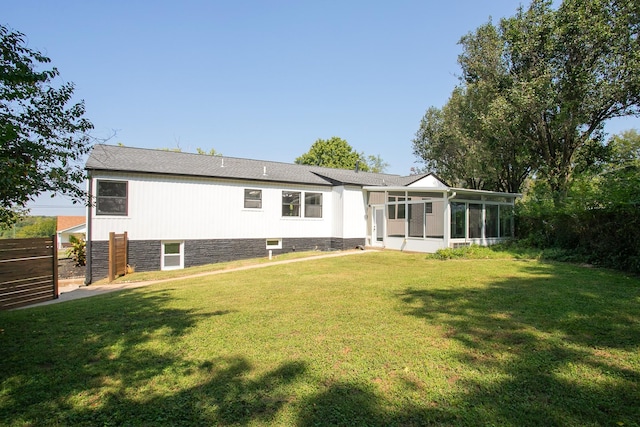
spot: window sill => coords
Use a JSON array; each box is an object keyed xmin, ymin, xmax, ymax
[{"xmin": 281, "ymin": 217, "xmax": 323, "ymax": 220}]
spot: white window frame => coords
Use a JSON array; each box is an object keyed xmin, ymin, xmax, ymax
[
  {"xmin": 282, "ymin": 191, "xmax": 301, "ymax": 217},
  {"xmin": 304, "ymin": 192, "xmax": 323, "ymax": 218},
  {"xmin": 161, "ymin": 241, "xmax": 184, "ymax": 270},
  {"xmin": 266, "ymin": 238, "xmax": 282, "ymax": 249},
  {"xmin": 244, "ymin": 189, "xmax": 262, "ymax": 209},
  {"xmin": 96, "ymin": 180, "xmax": 128, "ymax": 216}
]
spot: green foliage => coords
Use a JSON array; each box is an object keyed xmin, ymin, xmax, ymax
[
  {"xmin": 0, "ymin": 216, "xmax": 55, "ymax": 238},
  {"xmin": 431, "ymin": 241, "xmax": 589, "ymax": 264},
  {"xmin": 413, "ymin": 86, "xmax": 533, "ymax": 191},
  {"xmin": 0, "ymin": 25, "xmax": 94, "ymax": 227},
  {"xmin": 365, "ymin": 154, "xmax": 389, "ymax": 173},
  {"xmin": 414, "ymin": 0, "xmax": 640, "ymax": 200},
  {"xmin": 196, "ymin": 147, "xmax": 221, "ymax": 156},
  {"xmin": 160, "ymin": 147, "xmax": 222, "ymax": 156},
  {"xmin": 429, "ymin": 245, "xmax": 503, "ymax": 260},
  {"xmin": 0, "ymin": 207, "xmax": 25, "ymax": 231},
  {"xmin": 66, "ymin": 234, "xmax": 86, "ymax": 266},
  {"xmin": 516, "ymin": 130, "xmax": 640, "ymax": 273},
  {"xmin": 296, "ymin": 137, "xmax": 387, "ymax": 172}
]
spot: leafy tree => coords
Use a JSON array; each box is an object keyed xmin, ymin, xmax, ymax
[
  {"xmin": 414, "ymin": 23, "xmax": 536, "ymax": 192},
  {"xmin": 160, "ymin": 147, "xmax": 221, "ymax": 155},
  {"xmin": 196, "ymin": 147, "xmax": 221, "ymax": 156},
  {"xmin": 1, "ymin": 25, "xmax": 93, "ymax": 227},
  {"xmin": 365, "ymin": 154, "xmax": 389, "ymax": 173},
  {"xmin": 598, "ymin": 129, "xmax": 640, "ymax": 208},
  {"xmin": 517, "ymin": 129, "xmax": 640, "ymax": 272},
  {"xmin": 16, "ymin": 216, "xmax": 56, "ymax": 238},
  {"xmin": 414, "ymin": 0, "xmax": 640, "ymax": 201},
  {"xmin": 607, "ymin": 129, "xmax": 640, "ymax": 169},
  {"xmin": 0, "ymin": 216, "xmax": 56, "ymax": 238},
  {"xmin": 413, "ymin": 88, "xmax": 523, "ymax": 190},
  {"xmin": 295, "ymin": 137, "xmax": 376, "ymax": 172}
]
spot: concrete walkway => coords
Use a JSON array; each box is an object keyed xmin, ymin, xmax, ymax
[{"xmin": 25, "ymin": 249, "xmax": 371, "ymax": 308}]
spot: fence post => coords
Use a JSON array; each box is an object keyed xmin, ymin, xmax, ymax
[
  {"xmin": 52, "ymin": 234, "xmax": 59, "ymax": 299},
  {"xmin": 108, "ymin": 232, "xmax": 115, "ymax": 282}
]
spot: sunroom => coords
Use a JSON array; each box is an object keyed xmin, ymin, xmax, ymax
[{"xmin": 363, "ymin": 185, "xmax": 519, "ymax": 253}]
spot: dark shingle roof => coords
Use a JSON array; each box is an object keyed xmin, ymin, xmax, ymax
[{"xmin": 85, "ymin": 144, "xmax": 424, "ymax": 187}]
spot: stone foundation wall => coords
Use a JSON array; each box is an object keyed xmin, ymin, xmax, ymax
[{"xmin": 89, "ymin": 236, "xmax": 365, "ymax": 282}]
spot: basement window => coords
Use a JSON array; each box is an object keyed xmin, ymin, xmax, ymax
[
  {"xmin": 266, "ymin": 239, "xmax": 282, "ymax": 249},
  {"xmin": 162, "ymin": 241, "xmax": 184, "ymax": 270}
]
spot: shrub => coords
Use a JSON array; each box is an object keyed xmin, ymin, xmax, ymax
[{"xmin": 66, "ymin": 235, "xmax": 86, "ymax": 267}]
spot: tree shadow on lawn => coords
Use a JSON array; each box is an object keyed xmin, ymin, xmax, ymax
[
  {"xmin": 295, "ymin": 380, "xmax": 465, "ymax": 426},
  {"xmin": 0, "ymin": 287, "xmax": 306, "ymax": 426},
  {"xmin": 396, "ymin": 261, "xmax": 640, "ymax": 426},
  {"xmin": 3, "ymin": 262, "xmax": 639, "ymax": 426}
]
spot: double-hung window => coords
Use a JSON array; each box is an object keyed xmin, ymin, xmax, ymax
[
  {"xmin": 96, "ymin": 180, "xmax": 128, "ymax": 216},
  {"xmin": 282, "ymin": 192, "xmax": 301, "ymax": 217},
  {"xmin": 162, "ymin": 241, "xmax": 184, "ymax": 270},
  {"xmin": 244, "ymin": 189, "xmax": 262, "ymax": 208},
  {"xmin": 304, "ymin": 193, "xmax": 322, "ymax": 218}
]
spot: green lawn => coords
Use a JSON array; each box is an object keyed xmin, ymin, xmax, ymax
[{"xmin": 1, "ymin": 252, "xmax": 639, "ymax": 426}]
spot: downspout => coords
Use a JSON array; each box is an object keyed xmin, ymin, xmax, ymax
[{"xmin": 84, "ymin": 171, "xmax": 93, "ymax": 285}]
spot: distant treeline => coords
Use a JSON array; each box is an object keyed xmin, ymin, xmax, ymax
[{"xmin": 0, "ymin": 217, "xmax": 56, "ymax": 239}]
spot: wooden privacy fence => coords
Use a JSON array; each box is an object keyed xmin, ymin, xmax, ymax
[
  {"xmin": 0, "ymin": 236, "xmax": 58, "ymax": 310},
  {"xmin": 108, "ymin": 231, "xmax": 128, "ymax": 282}
]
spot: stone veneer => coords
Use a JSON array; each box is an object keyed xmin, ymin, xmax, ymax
[{"xmin": 88, "ymin": 237, "xmax": 365, "ymax": 282}]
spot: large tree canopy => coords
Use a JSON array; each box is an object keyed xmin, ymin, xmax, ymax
[
  {"xmin": 1, "ymin": 25, "xmax": 93, "ymax": 226},
  {"xmin": 413, "ymin": 0, "xmax": 640, "ymax": 201},
  {"xmin": 296, "ymin": 137, "xmax": 388, "ymax": 173}
]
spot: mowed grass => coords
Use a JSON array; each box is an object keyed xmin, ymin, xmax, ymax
[{"xmin": 1, "ymin": 252, "xmax": 639, "ymax": 426}]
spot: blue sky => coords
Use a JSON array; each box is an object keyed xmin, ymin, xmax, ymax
[{"xmin": 4, "ymin": 1, "xmax": 638, "ymax": 216}]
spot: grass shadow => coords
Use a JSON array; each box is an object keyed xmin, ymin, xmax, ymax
[
  {"xmin": 0, "ymin": 288, "xmax": 306, "ymax": 425},
  {"xmin": 396, "ymin": 261, "xmax": 640, "ymax": 425}
]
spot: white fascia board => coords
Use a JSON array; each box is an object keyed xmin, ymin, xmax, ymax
[
  {"xmin": 58, "ymin": 224, "xmax": 87, "ymax": 234},
  {"xmin": 362, "ymin": 186, "xmax": 521, "ymax": 199},
  {"xmin": 362, "ymin": 186, "xmax": 449, "ymax": 193},
  {"xmin": 450, "ymin": 188, "xmax": 522, "ymax": 198}
]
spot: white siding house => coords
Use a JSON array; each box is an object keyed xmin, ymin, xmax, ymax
[{"xmin": 85, "ymin": 145, "xmax": 519, "ymax": 282}]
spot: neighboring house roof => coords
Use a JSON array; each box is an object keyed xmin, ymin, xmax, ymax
[
  {"xmin": 86, "ymin": 144, "xmax": 428, "ymax": 187},
  {"xmin": 59, "ymin": 224, "xmax": 86, "ymax": 235},
  {"xmin": 57, "ymin": 216, "xmax": 85, "ymax": 233}
]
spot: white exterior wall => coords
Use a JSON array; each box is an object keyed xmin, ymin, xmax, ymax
[
  {"xmin": 57, "ymin": 225, "xmax": 86, "ymax": 249},
  {"xmin": 90, "ymin": 172, "xmax": 336, "ymax": 241},
  {"xmin": 407, "ymin": 175, "xmax": 448, "ymax": 188},
  {"xmin": 383, "ymin": 237, "xmax": 447, "ymax": 253},
  {"xmin": 343, "ymin": 186, "xmax": 367, "ymax": 238},
  {"xmin": 331, "ymin": 186, "xmax": 367, "ymax": 239}
]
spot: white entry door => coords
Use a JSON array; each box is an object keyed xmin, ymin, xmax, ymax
[{"xmin": 372, "ymin": 207, "xmax": 385, "ymax": 246}]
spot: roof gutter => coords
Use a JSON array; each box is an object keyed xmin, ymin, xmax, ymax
[{"xmin": 362, "ymin": 185, "xmax": 449, "ymax": 192}]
